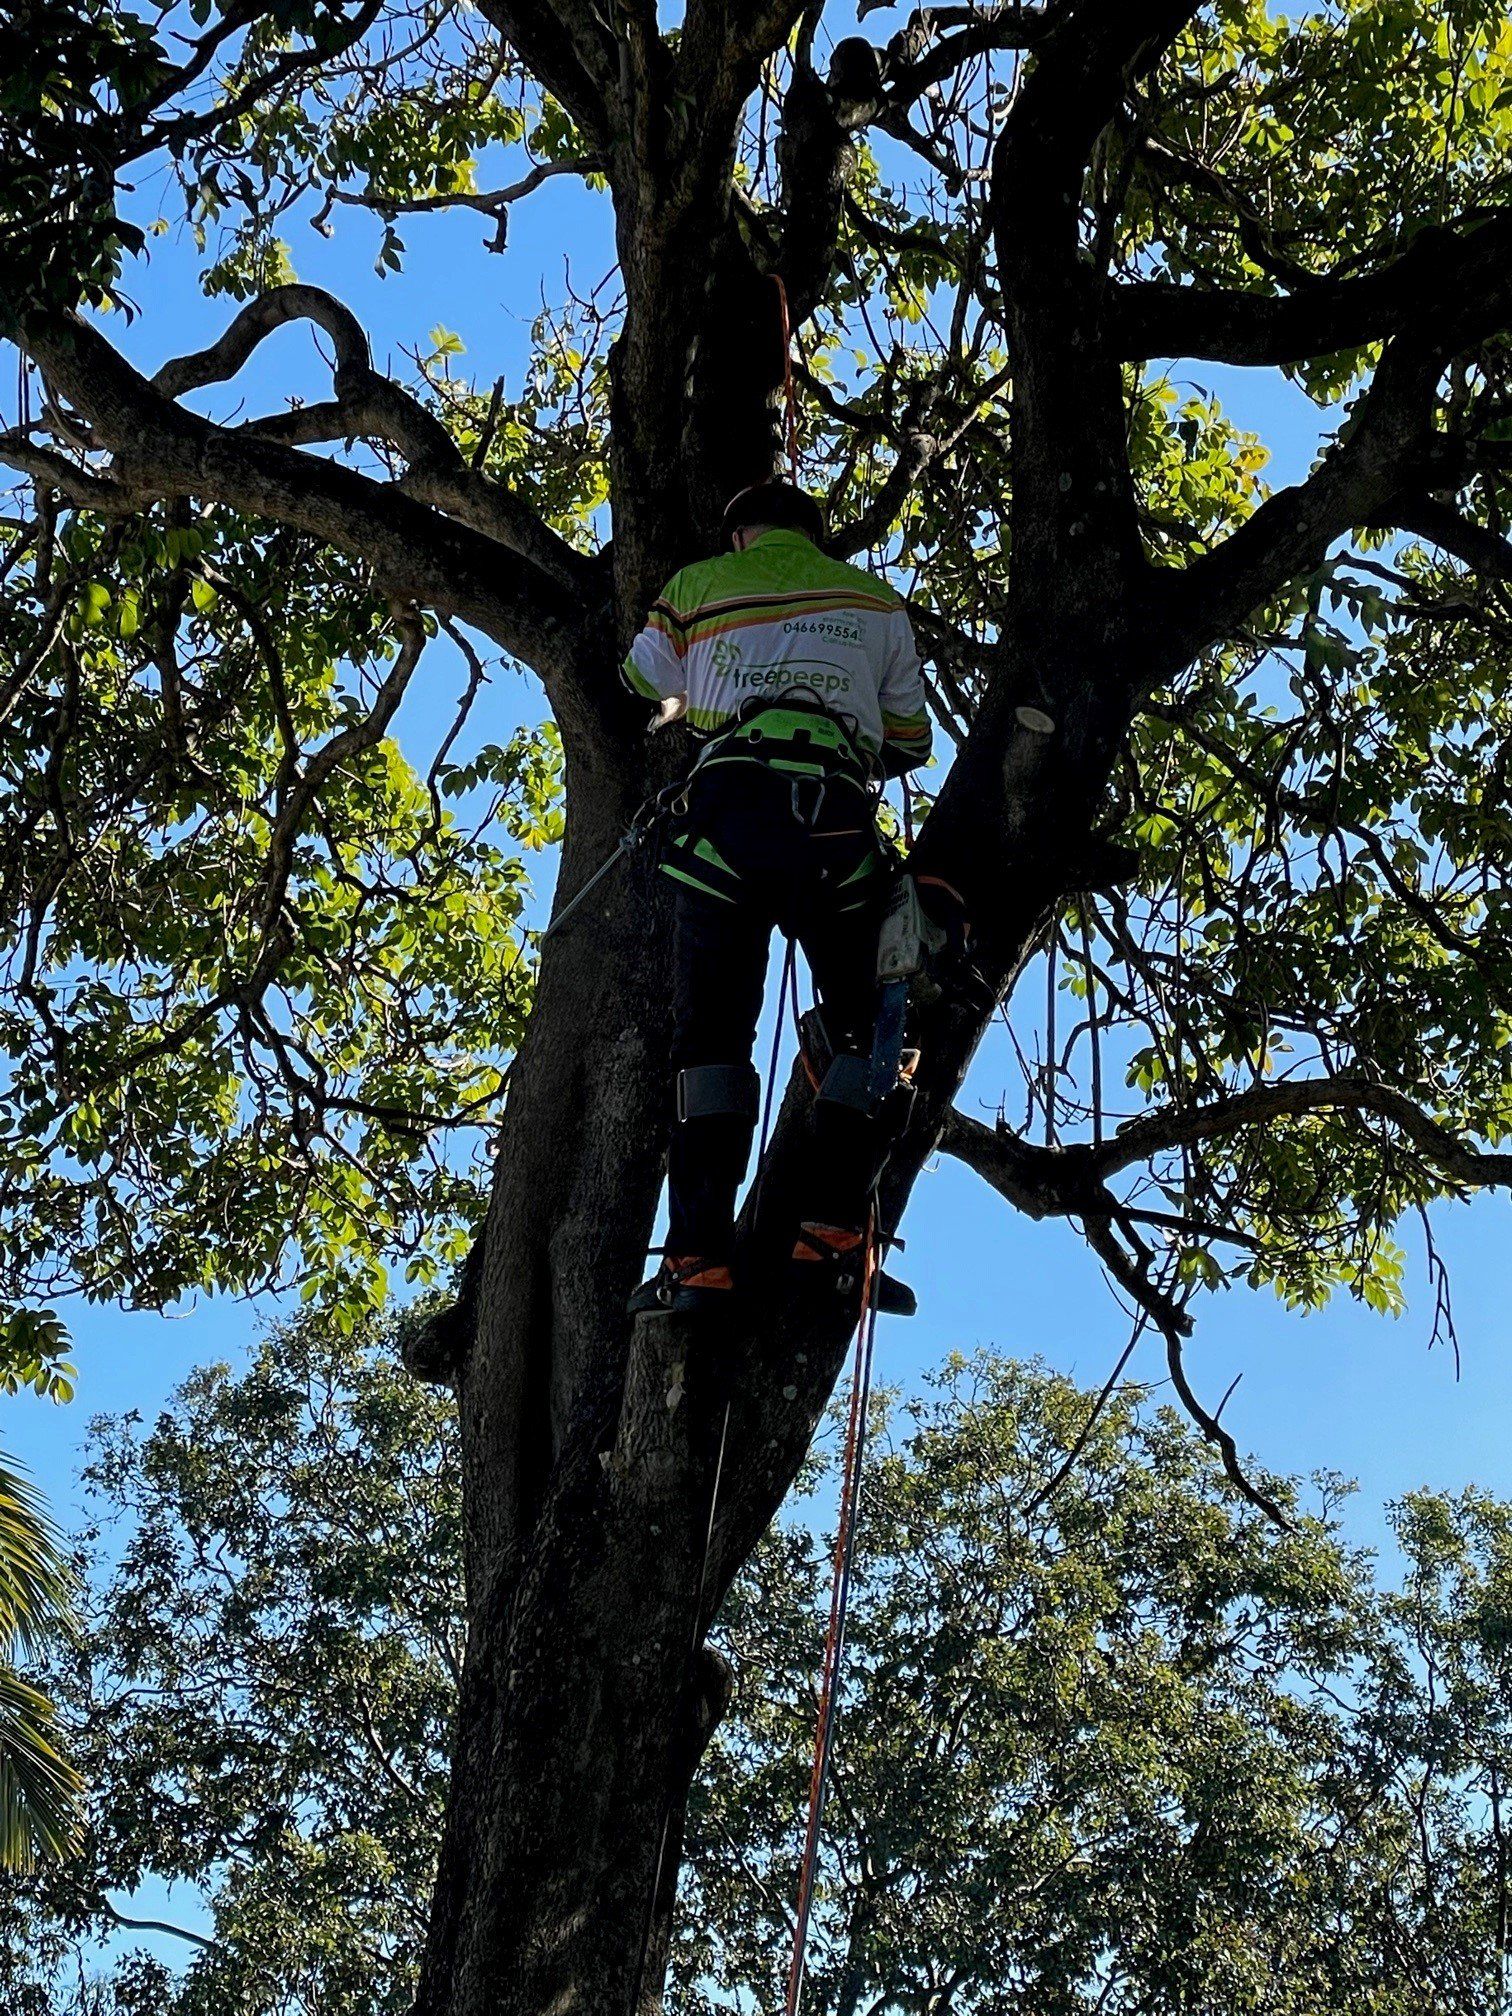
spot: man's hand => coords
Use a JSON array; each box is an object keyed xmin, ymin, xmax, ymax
[{"xmin": 650, "ymin": 695, "xmax": 689, "ymax": 731}]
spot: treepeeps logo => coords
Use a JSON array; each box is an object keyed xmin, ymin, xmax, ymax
[{"xmin": 709, "ymin": 641, "xmax": 854, "ymax": 703}]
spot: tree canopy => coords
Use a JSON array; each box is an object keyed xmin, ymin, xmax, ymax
[
  {"xmin": 5, "ymin": 1317, "xmax": 1511, "ymax": 2015},
  {"xmin": 9, "ymin": 0, "xmax": 1512, "ymax": 2006},
  {"xmin": 7, "ymin": 0, "xmax": 1512, "ymax": 1387}
]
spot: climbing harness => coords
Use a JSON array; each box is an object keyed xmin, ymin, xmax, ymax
[
  {"xmin": 689, "ymin": 691, "xmax": 877, "ymax": 792},
  {"xmin": 547, "ymin": 697, "xmax": 878, "ymax": 948},
  {"xmin": 784, "ymin": 1206, "xmax": 882, "ymax": 2016}
]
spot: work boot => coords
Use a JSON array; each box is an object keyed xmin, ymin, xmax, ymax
[
  {"xmin": 790, "ymin": 1222, "xmax": 917, "ymax": 1318},
  {"xmin": 628, "ymin": 1254, "xmax": 736, "ymax": 1317}
]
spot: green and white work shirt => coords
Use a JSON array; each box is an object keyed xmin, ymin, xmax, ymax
[{"xmin": 621, "ymin": 528, "xmax": 933, "ymax": 770}]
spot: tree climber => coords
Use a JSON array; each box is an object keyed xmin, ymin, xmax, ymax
[{"xmin": 624, "ymin": 479, "xmax": 934, "ymax": 1317}]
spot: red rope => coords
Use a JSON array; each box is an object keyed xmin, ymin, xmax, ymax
[
  {"xmin": 783, "ymin": 1208, "xmax": 880, "ymax": 2016},
  {"xmin": 773, "ymin": 274, "xmax": 801, "ymax": 484}
]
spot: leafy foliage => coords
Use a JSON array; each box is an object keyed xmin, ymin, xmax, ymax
[
  {"xmin": 2, "ymin": 1308, "xmax": 462, "ymax": 2014},
  {"xmin": 681, "ymin": 1356, "xmax": 1511, "ymax": 2015},
  {"xmin": 6, "ymin": 0, "xmax": 1512, "ymax": 1382},
  {"xmin": 0, "ymin": 499, "xmax": 564, "ymax": 1376},
  {"xmin": 3, "ymin": 1327, "xmax": 1511, "ymax": 2011}
]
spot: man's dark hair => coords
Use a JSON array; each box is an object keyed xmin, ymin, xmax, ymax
[{"xmin": 721, "ymin": 479, "xmax": 826, "ymax": 549}]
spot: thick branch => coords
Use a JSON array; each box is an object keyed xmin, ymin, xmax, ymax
[
  {"xmin": 887, "ymin": 7, "xmax": 1048, "ymax": 105},
  {"xmin": 18, "ymin": 311, "xmax": 601, "ymax": 704},
  {"xmin": 0, "ymin": 434, "xmax": 129, "ymax": 512},
  {"xmin": 1108, "ymin": 210, "xmax": 1512, "ymax": 366},
  {"xmin": 998, "ymin": 0, "xmax": 1204, "ymax": 183},
  {"xmin": 1396, "ymin": 495, "xmax": 1512, "ymax": 587},
  {"xmin": 151, "ymin": 286, "xmax": 593, "ymax": 592},
  {"xmin": 153, "ymin": 284, "xmax": 372, "ymax": 397},
  {"xmin": 946, "ymin": 1071, "xmax": 1512, "ymax": 1209},
  {"xmin": 1170, "ymin": 337, "xmax": 1444, "ymax": 651},
  {"xmin": 469, "ymin": 0, "xmax": 617, "ymax": 145},
  {"xmin": 984, "ymin": 2, "xmax": 1206, "ymax": 626}
]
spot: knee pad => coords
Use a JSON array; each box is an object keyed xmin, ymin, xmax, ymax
[
  {"xmin": 675, "ymin": 1063, "xmax": 760, "ymax": 1180},
  {"xmin": 676, "ymin": 1063, "xmax": 760, "ymax": 1125}
]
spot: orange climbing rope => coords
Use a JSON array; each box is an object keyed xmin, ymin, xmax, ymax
[
  {"xmin": 783, "ymin": 1207, "xmax": 881, "ymax": 2016},
  {"xmin": 772, "ymin": 274, "xmax": 802, "ymax": 484}
]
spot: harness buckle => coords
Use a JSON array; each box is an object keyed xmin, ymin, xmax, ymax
[{"xmin": 790, "ymin": 777, "xmax": 827, "ymax": 829}]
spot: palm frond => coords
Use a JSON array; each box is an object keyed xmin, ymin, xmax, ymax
[
  {"xmin": 0, "ymin": 1661, "xmax": 82, "ymax": 1867},
  {"xmin": 0, "ymin": 1450, "xmax": 76, "ymax": 1657},
  {"xmin": 0, "ymin": 1446, "xmax": 83, "ymax": 1866}
]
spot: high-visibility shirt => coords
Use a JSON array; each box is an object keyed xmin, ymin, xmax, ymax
[{"xmin": 621, "ymin": 528, "xmax": 933, "ymax": 769}]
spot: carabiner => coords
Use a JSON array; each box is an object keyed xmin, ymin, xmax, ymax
[{"xmin": 790, "ymin": 777, "xmax": 827, "ymax": 829}]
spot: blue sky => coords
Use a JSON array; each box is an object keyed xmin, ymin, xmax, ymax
[{"xmin": 7, "ymin": 8, "xmax": 1511, "ymax": 1687}]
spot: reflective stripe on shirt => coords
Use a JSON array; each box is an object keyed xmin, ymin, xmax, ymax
[{"xmin": 621, "ymin": 529, "xmax": 933, "ymax": 766}]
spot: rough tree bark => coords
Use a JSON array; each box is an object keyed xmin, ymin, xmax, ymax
[{"xmin": 14, "ymin": 1, "xmax": 1512, "ymax": 2011}]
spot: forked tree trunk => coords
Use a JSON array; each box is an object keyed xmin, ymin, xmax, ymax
[
  {"xmin": 412, "ymin": 18, "xmax": 1190, "ymax": 2010},
  {"xmin": 411, "ymin": 601, "xmax": 1154, "ymax": 2016}
]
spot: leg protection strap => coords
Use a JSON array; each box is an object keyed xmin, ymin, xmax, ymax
[
  {"xmin": 676, "ymin": 1062, "xmax": 760, "ymax": 1125},
  {"xmin": 816, "ymin": 1053, "xmax": 876, "ymax": 1119}
]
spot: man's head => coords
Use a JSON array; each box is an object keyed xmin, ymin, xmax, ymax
[{"xmin": 721, "ymin": 479, "xmax": 825, "ymax": 552}]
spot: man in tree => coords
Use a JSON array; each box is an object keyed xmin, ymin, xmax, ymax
[{"xmin": 622, "ymin": 478, "xmax": 933, "ymax": 1314}]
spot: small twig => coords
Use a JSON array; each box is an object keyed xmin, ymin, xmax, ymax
[{"xmin": 1081, "ymin": 1213, "xmax": 1290, "ymax": 1528}]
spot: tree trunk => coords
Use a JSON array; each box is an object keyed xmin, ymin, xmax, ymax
[
  {"xmin": 412, "ymin": 18, "xmax": 1186, "ymax": 2010},
  {"xmin": 410, "ymin": 588, "xmax": 1153, "ymax": 2015}
]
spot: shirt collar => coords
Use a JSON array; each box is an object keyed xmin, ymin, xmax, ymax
[{"xmin": 745, "ymin": 527, "xmax": 813, "ymax": 550}]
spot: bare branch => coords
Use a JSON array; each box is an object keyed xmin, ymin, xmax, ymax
[
  {"xmin": 100, "ymin": 1899, "xmax": 219, "ymax": 1954},
  {"xmin": 939, "ymin": 1113, "xmax": 1292, "ymax": 1525},
  {"xmin": 326, "ymin": 155, "xmax": 604, "ymax": 249},
  {"xmin": 1077, "ymin": 1213, "xmax": 1290, "ymax": 1525}
]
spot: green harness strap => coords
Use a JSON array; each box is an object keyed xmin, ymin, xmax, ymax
[{"xmin": 692, "ymin": 703, "xmax": 870, "ymax": 786}]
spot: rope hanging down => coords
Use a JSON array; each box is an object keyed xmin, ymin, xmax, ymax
[
  {"xmin": 772, "ymin": 274, "xmax": 801, "ymax": 484},
  {"xmin": 783, "ymin": 1211, "xmax": 881, "ymax": 2016}
]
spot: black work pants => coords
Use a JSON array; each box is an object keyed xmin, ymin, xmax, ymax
[{"xmin": 664, "ymin": 763, "xmax": 890, "ymax": 1258}]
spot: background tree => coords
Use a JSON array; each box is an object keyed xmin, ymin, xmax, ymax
[
  {"xmin": 4, "ymin": 1319, "xmax": 1510, "ymax": 2015},
  {"xmin": 0, "ymin": 1450, "xmax": 81, "ymax": 1873},
  {"xmin": 9, "ymin": 0, "xmax": 1512, "ymax": 2007}
]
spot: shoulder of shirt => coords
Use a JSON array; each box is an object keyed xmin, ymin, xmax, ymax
[{"xmin": 654, "ymin": 544, "xmax": 904, "ymax": 619}]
